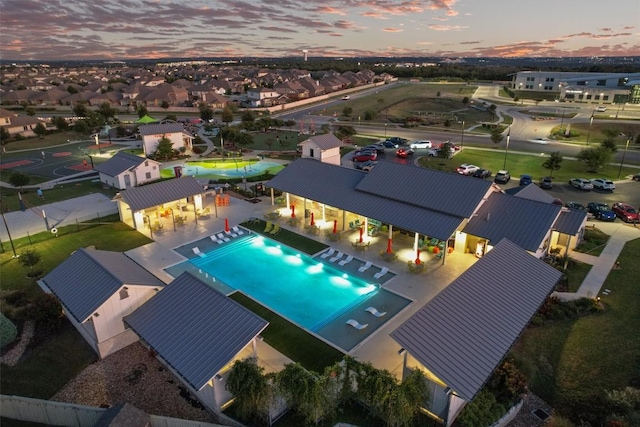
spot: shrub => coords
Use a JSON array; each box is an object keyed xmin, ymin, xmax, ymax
[
  {"xmin": 457, "ymin": 389, "xmax": 507, "ymax": 427},
  {"xmin": 0, "ymin": 312, "xmax": 18, "ymax": 348},
  {"xmin": 29, "ymin": 293, "xmax": 64, "ymax": 335}
]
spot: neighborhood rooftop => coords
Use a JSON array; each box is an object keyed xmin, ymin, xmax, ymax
[
  {"xmin": 94, "ymin": 151, "xmax": 148, "ymax": 177},
  {"xmin": 116, "ymin": 176, "xmax": 205, "ymax": 212}
]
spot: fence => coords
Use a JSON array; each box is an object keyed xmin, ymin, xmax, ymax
[{"xmin": 0, "ymin": 395, "xmax": 231, "ymax": 427}]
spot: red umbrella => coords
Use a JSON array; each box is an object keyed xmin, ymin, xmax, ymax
[
  {"xmin": 310, "ymin": 212, "xmax": 315, "ymax": 226},
  {"xmin": 359, "ymin": 226, "xmax": 364, "ymax": 243},
  {"xmin": 386, "ymin": 238, "xmax": 393, "ymax": 254},
  {"xmin": 224, "ymin": 218, "xmax": 230, "ymax": 232},
  {"xmin": 332, "ymin": 219, "xmax": 337, "ymax": 233},
  {"xmin": 415, "ymin": 249, "xmax": 421, "ymax": 265},
  {"xmin": 291, "ymin": 204, "xmax": 296, "ymax": 218}
]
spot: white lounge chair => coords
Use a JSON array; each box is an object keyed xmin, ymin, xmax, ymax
[
  {"xmin": 338, "ymin": 255, "xmax": 354, "ymax": 266},
  {"xmin": 366, "ymin": 307, "xmax": 387, "ymax": 317},
  {"xmin": 210, "ymin": 235, "xmax": 223, "ymax": 244},
  {"xmin": 217, "ymin": 232, "xmax": 230, "ymax": 242},
  {"xmin": 346, "ymin": 319, "xmax": 368, "ymax": 330},
  {"xmin": 320, "ymin": 248, "xmax": 335, "ymax": 259},
  {"xmin": 232, "ymin": 226, "xmax": 245, "ymax": 235},
  {"xmin": 225, "ymin": 230, "xmax": 238, "ymax": 238},
  {"xmin": 373, "ymin": 266, "xmax": 389, "ymax": 279},
  {"xmin": 192, "ymin": 247, "xmax": 206, "ymax": 258},
  {"xmin": 358, "ymin": 261, "xmax": 372, "ymax": 272},
  {"xmin": 329, "ymin": 251, "xmax": 344, "ymax": 263}
]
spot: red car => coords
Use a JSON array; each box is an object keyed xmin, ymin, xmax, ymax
[
  {"xmin": 612, "ymin": 202, "xmax": 639, "ymax": 223},
  {"xmin": 396, "ymin": 148, "xmax": 414, "ymax": 158},
  {"xmin": 353, "ymin": 152, "xmax": 377, "ymax": 162}
]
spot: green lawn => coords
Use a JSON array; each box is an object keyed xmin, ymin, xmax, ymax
[
  {"xmin": 510, "ymin": 238, "xmax": 640, "ymax": 421},
  {"xmin": 564, "ymin": 259, "xmax": 593, "ymax": 293},
  {"xmin": 418, "ymin": 149, "xmax": 639, "ymax": 181},
  {"xmin": 550, "ymin": 122, "xmax": 640, "ymax": 147},
  {"xmin": 574, "ymin": 227, "xmax": 610, "ymax": 257}
]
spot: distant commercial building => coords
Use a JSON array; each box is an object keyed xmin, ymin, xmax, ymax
[{"xmin": 509, "ymin": 71, "xmax": 640, "ymax": 105}]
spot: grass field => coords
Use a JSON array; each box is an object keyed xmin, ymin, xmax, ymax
[{"xmin": 551, "ymin": 122, "xmax": 640, "ymax": 147}]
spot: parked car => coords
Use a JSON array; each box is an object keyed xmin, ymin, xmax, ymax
[
  {"xmin": 633, "ymin": 173, "xmax": 640, "ymax": 181},
  {"xmin": 386, "ymin": 137, "xmax": 409, "ymax": 146},
  {"xmin": 342, "ymin": 95, "xmax": 350, "ymax": 100},
  {"xmin": 472, "ymin": 168, "xmax": 492, "ymax": 179},
  {"xmin": 494, "ymin": 170, "xmax": 511, "ymax": 184},
  {"xmin": 565, "ymin": 201, "xmax": 587, "ymax": 211},
  {"xmin": 365, "ymin": 143, "xmax": 386, "ymax": 154},
  {"xmin": 519, "ymin": 174, "xmax": 533, "ymax": 186},
  {"xmin": 410, "ymin": 140, "xmax": 433, "ymax": 149},
  {"xmin": 590, "ymin": 178, "xmax": 615, "ymax": 191},
  {"xmin": 396, "ymin": 148, "xmax": 414, "ymax": 158},
  {"xmin": 353, "ymin": 152, "xmax": 377, "ymax": 162},
  {"xmin": 587, "ymin": 202, "xmax": 616, "ymax": 221},
  {"xmin": 569, "ymin": 178, "xmax": 594, "ymax": 191},
  {"xmin": 456, "ymin": 164, "xmax": 479, "ymax": 175},
  {"xmin": 539, "ymin": 176, "xmax": 553, "ymax": 189},
  {"xmin": 594, "ymin": 106, "xmax": 607, "ymax": 112},
  {"xmin": 612, "ymin": 202, "xmax": 639, "ymax": 223},
  {"xmin": 354, "ymin": 160, "xmax": 377, "ymax": 171},
  {"xmin": 383, "ymin": 140, "xmax": 399, "ymax": 148}
]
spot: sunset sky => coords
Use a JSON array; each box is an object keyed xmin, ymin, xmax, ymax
[{"xmin": 1, "ymin": 0, "xmax": 638, "ymax": 61}]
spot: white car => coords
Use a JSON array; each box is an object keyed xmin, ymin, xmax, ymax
[
  {"xmin": 456, "ymin": 164, "xmax": 479, "ymax": 175},
  {"xmin": 569, "ymin": 178, "xmax": 594, "ymax": 191},
  {"xmin": 410, "ymin": 140, "xmax": 432, "ymax": 149},
  {"xmin": 594, "ymin": 106, "xmax": 607, "ymax": 112},
  {"xmin": 590, "ymin": 178, "xmax": 615, "ymax": 191},
  {"xmin": 341, "ymin": 95, "xmax": 350, "ymax": 100}
]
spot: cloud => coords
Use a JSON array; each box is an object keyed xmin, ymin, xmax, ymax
[
  {"xmin": 317, "ymin": 6, "xmax": 346, "ymax": 15},
  {"xmin": 428, "ymin": 24, "xmax": 467, "ymax": 31},
  {"xmin": 383, "ymin": 27, "xmax": 404, "ymax": 33}
]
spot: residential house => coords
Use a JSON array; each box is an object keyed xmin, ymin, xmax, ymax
[
  {"xmin": 94, "ymin": 151, "xmax": 161, "ymax": 190},
  {"xmin": 246, "ymin": 88, "xmax": 280, "ymax": 107},
  {"xmin": 139, "ymin": 122, "xmax": 193, "ymax": 156},
  {"xmin": 0, "ymin": 107, "xmax": 46, "ymax": 137},
  {"xmin": 298, "ymin": 133, "xmax": 344, "ymax": 166},
  {"xmin": 38, "ymin": 248, "xmax": 166, "ymax": 359}
]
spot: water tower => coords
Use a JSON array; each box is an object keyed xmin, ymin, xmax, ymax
[{"xmin": 302, "ymin": 49, "xmax": 308, "ymax": 62}]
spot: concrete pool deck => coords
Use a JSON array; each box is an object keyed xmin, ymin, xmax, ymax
[{"xmin": 125, "ymin": 191, "xmax": 479, "ymax": 378}]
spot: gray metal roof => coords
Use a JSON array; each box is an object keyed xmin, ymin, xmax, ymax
[
  {"xmin": 356, "ymin": 162, "xmax": 493, "ymax": 217},
  {"xmin": 139, "ymin": 122, "xmax": 185, "ymax": 136},
  {"xmin": 124, "ymin": 272, "xmax": 269, "ymax": 391},
  {"xmin": 553, "ymin": 209, "xmax": 588, "ymax": 235},
  {"xmin": 94, "ymin": 151, "xmax": 149, "ymax": 177},
  {"xmin": 463, "ymin": 192, "xmax": 562, "ymax": 252},
  {"xmin": 267, "ymin": 159, "xmax": 465, "ymax": 241},
  {"xmin": 509, "ymin": 184, "xmax": 557, "ymax": 204},
  {"xmin": 41, "ymin": 249, "xmax": 165, "ymax": 323},
  {"xmin": 390, "ymin": 239, "xmax": 562, "ymax": 402},
  {"xmin": 299, "ymin": 133, "xmax": 344, "ymax": 150},
  {"xmin": 118, "ymin": 176, "xmax": 204, "ymax": 212}
]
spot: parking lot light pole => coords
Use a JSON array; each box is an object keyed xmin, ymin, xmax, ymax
[
  {"xmin": 617, "ymin": 137, "xmax": 631, "ymax": 179},
  {"xmin": 460, "ymin": 120, "xmax": 465, "ymax": 149},
  {"xmin": 502, "ymin": 128, "xmax": 511, "ymax": 170},
  {"xmin": 586, "ymin": 114, "xmax": 594, "ymax": 146},
  {"xmin": 384, "ymin": 123, "xmax": 387, "ymax": 138}
]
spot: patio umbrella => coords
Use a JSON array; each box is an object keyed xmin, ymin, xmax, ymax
[
  {"xmin": 224, "ymin": 218, "xmax": 230, "ymax": 232},
  {"xmin": 386, "ymin": 238, "xmax": 393, "ymax": 254},
  {"xmin": 310, "ymin": 212, "xmax": 315, "ymax": 226},
  {"xmin": 359, "ymin": 226, "xmax": 364, "ymax": 243},
  {"xmin": 291, "ymin": 204, "xmax": 296, "ymax": 218},
  {"xmin": 415, "ymin": 249, "xmax": 421, "ymax": 265},
  {"xmin": 332, "ymin": 220, "xmax": 337, "ymax": 234}
]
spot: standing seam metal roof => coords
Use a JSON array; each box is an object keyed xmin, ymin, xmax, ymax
[
  {"xmin": 138, "ymin": 122, "xmax": 185, "ymax": 135},
  {"xmin": 41, "ymin": 249, "xmax": 165, "ymax": 323},
  {"xmin": 463, "ymin": 192, "xmax": 562, "ymax": 252},
  {"xmin": 124, "ymin": 272, "xmax": 269, "ymax": 391},
  {"xmin": 390, "ymin": 239, "xmax": 562, "ymax": 401},
  {"xmin": 266, "ymin": 159, "xmax": 466, "ymax": 241},
  {"xmin": 299, "ymin": 133, "xmax": 344, "ymax": 150},
  {"xmin": 94, "ymin": 151, "xmax": 148, "ymax": 177},
  {"xmin": 553, "ymin": 209, "xmax": 588, "ymax": 235},
  {"xmin": 118, "ymin": 176, "xmax": 204, "ymax": 212}
]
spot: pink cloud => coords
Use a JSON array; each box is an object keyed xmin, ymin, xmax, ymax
[
  {"xmin": 383, "ymin": 27, "xmax": 404, "ymax": 33},
  {"xmin": 428, "ymin": 24, "xmax": 467, "ymax": 31}
]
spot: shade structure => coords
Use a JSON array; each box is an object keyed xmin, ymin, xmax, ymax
[
  {"xmin": 224, "ymin": 218, "xmax": 230, "ymax": 232},
  {"xmin": 359, "ymin": 227, "xmax": 364, "ymax": 243},
  {"xmin": 386, "ymin": 238, "xmax": 393, "ymax": 254},
  {"xmin": 310, "ymin": 212, "xmax": 315, "ymax": 226},
  {"xmin": 333, "ymin": 220, "xmax": 338, "ymax": 234},
  {"xmin": 291, "ymin": 204, "xmax": 296, "ymax": 218},
  {"xmin": 415, "ymin": 249, "xmax": 421, "ymax": 265},
  {"xmin": 135, "ymin": 114, "xmax": 159, "ymax": 124}
]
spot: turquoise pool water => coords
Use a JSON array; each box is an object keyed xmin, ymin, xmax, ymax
[
  {"xmin": 166, "ymin": 235, "xmax": 380, "ymax": 331},
  {"xmin": 162, "ymin": 161, "xmax": 282, "ymax": 178}
]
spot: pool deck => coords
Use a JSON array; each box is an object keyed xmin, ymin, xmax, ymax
[{"xmin": 125, "ymin": 190, "xmax": 479, "ymax": 379}]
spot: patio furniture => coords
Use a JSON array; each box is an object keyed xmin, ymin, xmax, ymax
[
  {"xmin": 373, "ymin": 266, "xmax": 389, "ymax": 279},
  {"xmin": 329, "ymin": 251, "xmax": 344, "ymax": 263},
  {"xmin": 192, "ymin": 247, "xmax": 206, "ymax": 258},
  {"xmin": 217, "ymin": 233, "xmax": 230, "ymax": 242},
  {"xmin": 270, "ymin": 223, "xmax": 281, "ymax": 235},
  {"xmin": 210, "ymin": 235, "xmax": 223, "ymax": 244},
  {"xmin": 225, "ymin": 230, "xmax": 238, "ymax": 238},
  {"xmin": 264, "ymin": 221, "xmax": 273, "ymax": 233},
  {"xmin": 366, "ymin": 307, "xmax": 387, "ymax": 317},
  {"xmin": 232, "ymin": 226, "xmax": 245, "ymax": 235},
  {"xmin": 338, "ymin": 255, "xmax": 354, "ymax": 266},
  {"xmin": 346, "ymin": 319, "xmax": 368, "ymax": 330},
  {"xmin": 358, "ymin": 261, "xmax": 372, "ymax": 272},
  {"xmin": 320, "ymin": 248, "xmax": 335, "ymax": 259}
]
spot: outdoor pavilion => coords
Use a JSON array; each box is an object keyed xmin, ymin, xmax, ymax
[{"xmin": 265, "ymin": 158, "xmax": 496, "ymax": 264}]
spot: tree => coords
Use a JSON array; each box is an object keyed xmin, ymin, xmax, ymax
[
  {"xmin": 115, "ymin": 124, "xmax": 127, "ymax": 137},
  {"xmin": 364, "ymin": 110, "xmax": 375, "ymax": 120},
  {"xmin": 25, "ymin": 107, "xmax": 36, "ymax": 116},
  {"xmin": 198, "ymin": 103, "xmax": 214, "ymax": 122},
  {"xmin": 153, "ymin": 136, "xmax": 175, "ymax": 161},
  {"xmin": 33, "ymin": 122, "xmax": 47, "ymax": 138},
  {"xmin": 241, "ymin": 110, "xmax": 255, "ymax": 123},
  {"xmin": 72, "ymin": 103, "xmax": 88, "ymax": 117},
  {"xmin": 18, "ymin": 249, "xmax": 43, "ymax": 277},
  {"xmin": 436, "ymin": 91, "xmax": 441, "ymax": 98},
  {"xmin": 67, "ymin": 85, "xmax": 79, "ymax": 94},
  {"xmin": 8, "ymin": 171, "xmax": 29, "ymax": 190},
  {"xmin": 226, "ymin": 358, "xmax": 272, "ymax": 425},
  {"xmin": 542, "ymin": 151, "xmax": 563, "ymax": 177},
  {"xmin": 462, "ymin": 96, "xmax": 470, "ymax": 106},
  {"xmin": 488, "ymin": 104, "xmax": 497, "ymax": 118},
  {"xmin": 160, "ymin": 100, "xmax": 170, "ymax": 110},
  {"xmin": 0, "ymin": 126, "xmax": 10, "ymax": 144},
  {"xmin": 97, "ymin": 102, "xmax": 117, "ymax": 121},
  {"xmin": 490, "ymin": 127, "xmax": 504, "ymax": 145},
  {"xmin": 576, "ymin": 147, "xmax": 613, "ymax": 172},
  {"xmin": 342, "ymin": 106, "xmax": 353, "ymax": 117},
  {"xmin": 601, "ymin": 138, "xmax": 618, "ymax": 152},
  {"xmin": 438, "ymin": 141, "xmax": 454, "ymax": 159},
  {"xmin": 52, "ymin": 116, "xmax": 69, "ymax": 131},
  {"xmin": 221, "ymin": 106, "xmax": 234, "ymax": 126},
  {"xmin": 136, "ymin": 104, "xmax": 148, "ymax": 118}
]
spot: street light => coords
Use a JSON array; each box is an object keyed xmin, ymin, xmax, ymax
[
  {"xmin": 0, "ymin": 208, "xmax": 17, "ymax": 258},
  {"xmin": 94, "ymin": 134, "xmax": 101, "ymax": 154},
  {"xmin": 503, "ymin": 129, "xmax": 511, "ymax": 170},
  {"xmin": 384, "ymin": 123, "xmax": 387, "ymax": 138},
  {"xmin": 586, "ymin": 114, "xmax": 594, "ymax": 146},
  {"xmin": 460, "ymin": 120, "xmax": 465, "ymax": 149},
  {"xmin": 617, "ymin": 137, "xmax": 631, "ymax": 179}
]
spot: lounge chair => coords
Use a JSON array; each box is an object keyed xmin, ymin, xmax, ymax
[
  {"xmin": 264, "ymin": 221, "xmax": 273, "ymax": 233},
  {"xmin": 346, "ymin": 319, "xmax": 368, "ymax": 330},
  {"xmin": 210, "ymin": 235, "xmax": 223, "ymax": 245},
  {"xmin": 217, "ymin": 232, "xmax": 230, "ymax": 242},
  {"xmin": 270, "ymin": 223, "xmax": 281, "ymax": 235},
  {"xmin": 232, "ymin": 226, "xmax": 245, "ymax": 235},
  {"xmin": 338, "ymin": 255, "xmax": 354, "ymax": 266},
  {"xmin": 358, "ymin": 261, "xmax": 372, "ymax": 272},
  {"xmin": 366, "ymin": 307, "xmax": 387, "ymax": 317},
  {"xmin": 373, "ymin": 266, "xmax": 389, "ymax": 279},
  {"xmin": 225, "ymin": 230, "xmax": 238, "ymax": 238},
  {"xmin": 320, "ymin": 248, "xmax": 335, "ymax": 259},
  {"xmin": 192, "ymin": 247, "xmax": 206, "ymax": 258},
  {"xmin": 329, "ymin": 251, "xmax": 344, "ymax": 263}
]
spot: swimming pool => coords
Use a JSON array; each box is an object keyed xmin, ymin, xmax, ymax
[
  {"xmin": 166, "ymin": 235, "xmax": 380, "ymax": 331},
  {"xmin": 161, "ymin": 161, "xmax": 283, "ymax": 179}
]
